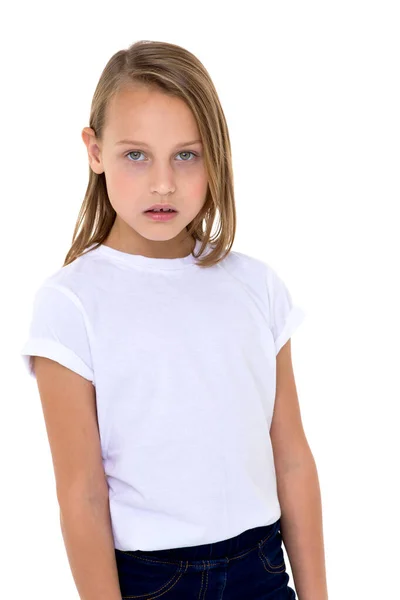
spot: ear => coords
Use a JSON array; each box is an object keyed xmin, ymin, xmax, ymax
[{"xmin": 81, "ymin": 127, "xmax": 105, "ymax": 175}]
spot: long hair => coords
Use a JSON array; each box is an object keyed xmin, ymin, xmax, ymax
[{"xmin": 63, "ymin": 40, "xmax": 236, "ymax": 269}]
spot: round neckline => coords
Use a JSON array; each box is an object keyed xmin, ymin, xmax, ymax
[{"xmin": 89, "ymin": 238, "xmax": 205, "ymax": 270}]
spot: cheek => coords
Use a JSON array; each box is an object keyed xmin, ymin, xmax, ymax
[
  {"xmin": 108, "ymin": 163, "xmax": 142, "ymax": 193},
  {"xmin": 186, "ymin": 170, "xmax": 208, "ymax": 196},
  {"xmin": 106, "ymin": 161, "xmax": 208, "ymax": 196}
]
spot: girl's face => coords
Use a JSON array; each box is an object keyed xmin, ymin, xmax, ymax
[{"xmin": 82, "ymin": 85, "xmax": 209, "ymax": 256}]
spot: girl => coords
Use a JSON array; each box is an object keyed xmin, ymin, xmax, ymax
[{"xmin": 21, "ymin": 40, "xmax": 328, "ymax": 600}]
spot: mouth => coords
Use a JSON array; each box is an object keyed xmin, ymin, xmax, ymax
[
  {"xmin": 144, "ymin": 210, "xmax": 178, "ymax": 222},
  {"xmin": 144, "ymin": 208, "xmax": 177, "ymax": 213}
]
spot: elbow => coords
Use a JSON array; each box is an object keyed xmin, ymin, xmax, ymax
[
  {"xmin": 274, "ymin": 441, "xmax": 315, "ymax": 477},
  {"xmin": 57, "ymin": 483, "xmax": 109, "ymax": 513}
]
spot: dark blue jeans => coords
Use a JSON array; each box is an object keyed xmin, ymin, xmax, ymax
[{"xmin": 114, "ymin": 517, "xmax": 296, "ymax": 599}]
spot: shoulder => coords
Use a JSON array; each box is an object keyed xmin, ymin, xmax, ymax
[
  {"xmin": 222, "ymin": 247, "xmax": 281, "ymax": 298},
  {"xmin": 22, "ymin": 254, "xmax": 96, "ymax": 382},
  {"xmin": 27, "ymin": 250, "xmax": 98, "ymax": 348},
  {"xmin": 33, "ymin": 247, "xmax": 99, "ymax": 303}
]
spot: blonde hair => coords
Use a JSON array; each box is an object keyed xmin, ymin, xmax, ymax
[{"xmin": 63, "ymin": 40, "xmax": 237, "ymax": 269}]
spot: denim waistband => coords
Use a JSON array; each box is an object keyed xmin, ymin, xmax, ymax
[{"xmin": 134, "ymin": 518, "xmax": 280, "ymax": 561}]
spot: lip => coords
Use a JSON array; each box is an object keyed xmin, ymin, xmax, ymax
[
  {"xmin": 144, "ymin": 203, "xmax": 177, "ymax": 212},
  {"xmin": 144, "ymin": 211, "xmax": 178, "ymax": 222}
]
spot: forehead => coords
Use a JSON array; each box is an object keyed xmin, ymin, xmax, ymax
[{"xmin": 104, "ymin": 85, "xmax": 200, "ymax": 143}]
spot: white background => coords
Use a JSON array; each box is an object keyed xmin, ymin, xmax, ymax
[{"xmin": 2, "ymin": 1, "xmax": 399, "ymax": 598}]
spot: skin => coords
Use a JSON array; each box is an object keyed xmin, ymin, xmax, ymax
[{"xmin": 81, "ymin": 84, "xmax": 209, "ymax": 259}]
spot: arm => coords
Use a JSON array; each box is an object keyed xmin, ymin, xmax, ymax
[
  {"xmin": 60, "ymin": 496, "xmax": 121, "ymax": 600},
  {"xmin": 270, "ymin": 340, "xmax": 329, "ymax": 600},
  {"xmin": 34, "ymin": 356, "xmax": 122, "ymax": 600}
]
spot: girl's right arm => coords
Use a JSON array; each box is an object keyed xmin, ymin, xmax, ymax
[{"xmin": 34, "ymin": 355, "xmax": 122, "ymax": 600}]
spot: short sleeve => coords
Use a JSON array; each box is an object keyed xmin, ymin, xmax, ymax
[
  {"xmin": 265, "ymin": 265, "xmax": 306, "ymax": 356},
  {"xmin": 20, "ymin": 283, "xmax": 95, "ymax": 383}
]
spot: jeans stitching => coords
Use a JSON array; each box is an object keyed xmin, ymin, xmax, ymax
[
  {"xmin": 257, "ymin": 527, "xmax": 286, "ymax": 574},
  {"xmin": 118, "ymin": 523, "xmax": 278, "ymax": 568},
  {"xmin": 120, "ymin": 560, "xmax": 188, "ymax": 599}
]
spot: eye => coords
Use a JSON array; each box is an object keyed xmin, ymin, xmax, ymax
[
  {"xmin": 176, "ymin": 151, "xmax": 198, "ymax": 161},
  {"xmin": 125, "ymin": 151, "xmax": 145, "ymax": 162},
  {"xmin": 125, "ymin": 150, "xmax": 198, "ymax": 162}
]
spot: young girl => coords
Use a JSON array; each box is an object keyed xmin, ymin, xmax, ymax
[{"xmin": 21, "ymin": 40, "xmax": 328, "ymax": 600}]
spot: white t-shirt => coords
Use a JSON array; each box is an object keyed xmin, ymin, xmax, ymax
[{"xmin": 20, "ymin": 238, "xmax": 306, "ymax": 551}]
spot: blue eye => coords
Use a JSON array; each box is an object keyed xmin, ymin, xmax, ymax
[
  {"xmin": 125, "ymin": 150, "xmax": 198, "ymax": 162},
  {"xmin": 176, "ymin": 151, "xmax": 197, "ymax": 161}
]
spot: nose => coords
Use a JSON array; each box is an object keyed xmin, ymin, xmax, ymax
[{"xmin": 149, "ymin": 162, "xmax": 176, "ymax": 196}]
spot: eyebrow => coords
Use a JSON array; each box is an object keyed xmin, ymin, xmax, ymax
[{"xmin": 115, "ymin": 139, "xmax": 203, "ymax": 148}]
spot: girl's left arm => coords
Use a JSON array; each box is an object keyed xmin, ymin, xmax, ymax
[{"xmin": 270, "ymin": 339, "xmax": 329, "ymax": 600}]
